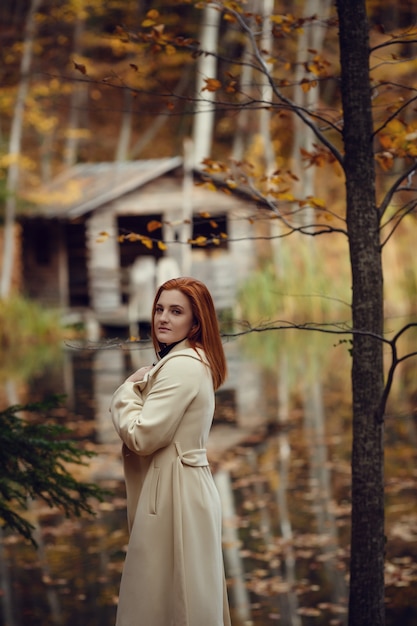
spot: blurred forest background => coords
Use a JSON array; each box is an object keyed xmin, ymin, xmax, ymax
[{"xmin": 0, "ymin": 2, "xmax": 417, "ymax": 625}]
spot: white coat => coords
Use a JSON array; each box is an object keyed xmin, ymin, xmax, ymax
[{"xmin": 110, "ymin": 339, "xmax": 231, "ymax": 626}]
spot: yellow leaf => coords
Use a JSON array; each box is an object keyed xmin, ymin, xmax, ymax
[
  {"xmin": 189, "ymin": 236, "xmax": 207, "ymax": 246},
  {"xmin": 165, "ymin": 44, "xmax": 176, "ymax": 55},
  {"xmin": 270, "ymin": 14, "xmax": 285, "ymax": 24},
  {"xmin": 306, "ymin": 196, "xmax": 326, "ymax": 209},
  {"xmin": 146, "ymin": 9, "xmax": 159, "ymax": 19},
  {"xmin": 96, "ymin": 231, "xmax": 109, "ymax": 243},
  {"xmin": 277, "ymin": 191, "xmax": 295, "ymax": 202},
  {"xmin": 141, "ymin": 237, "xmax": 153, "ymax": 249},
  {"xmin": 126, "ymin": 232, "xmax": 141, "ymax": 242},
  {"xmin": 157, "ymin": 241, "xmax": 168, "ymax": 251},
  {"xmin": 142, "ymin": 18, "xmax": 156, "ymax": 27},
  {"xmin": 199, "ymin": 211, "xmax": 211, "ymax": 218}
]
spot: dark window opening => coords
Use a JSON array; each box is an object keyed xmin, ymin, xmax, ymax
[
  {"xmin": 118, "ymin": 214, "xmax": 164, "ymax": 268},
  {"xmin": 66, "ymin": 221, "xmax": 89, "ymax": 307},
  {"xmin": 35, "ymin": 225, "xmax": 51, "ymax": 265}
]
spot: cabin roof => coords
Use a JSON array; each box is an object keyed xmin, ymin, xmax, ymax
[{"xmin": 25, "ymin": 157, "xmax": 183, "ymax": 219}]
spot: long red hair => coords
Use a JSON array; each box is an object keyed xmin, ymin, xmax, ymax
[{"xmin": 151, "ymin": 277, "xmax": 227, "ymax": 390}]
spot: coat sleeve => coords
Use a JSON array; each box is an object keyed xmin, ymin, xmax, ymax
[{"xmin": 110, "ymin": 355, "xmax": 205, "ymax": 455}]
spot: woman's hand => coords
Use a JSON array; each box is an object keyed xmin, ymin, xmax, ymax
[{"xmin": 125, "ymin": 365, "xmax": 153, "ymax": 383}]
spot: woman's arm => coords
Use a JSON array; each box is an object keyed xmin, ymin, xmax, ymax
[{"xmin": 110, "ymin": 355, "xmax": 205, "ymax": 455}]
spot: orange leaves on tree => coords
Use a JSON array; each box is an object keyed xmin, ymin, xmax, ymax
[
  {"xmin": 306, "ymin": 53, "xmax": 331, "ymax": 78},
  {"xmin": 117, "ymin": 223, "xmax": 168, "ymax": 251},
  {"xmin": 147, "ymin": 220, "xmax": 162, "ymax": 232},
  {"xmin": 299, "ymin": 196, "xmax": 326, "ymax": 210},
  {"xmin": 118, "ymin": 232, "xmax": 153, "ymax": 249},
  {"xmin": 221, "ymin": 2, "xmax": 244, "ymax": 24},
  {"xmin": 300, "ymin": 78, "xmax": 318, "ymax": 93},
  {"xmin": 377, "ymin": 119, "xmax": 417, "ymax": 167},
  {"xmin": 188, "ymin": 235, "xmax": 207, "ymax": 247},
  {"xmin": 270, "ymin": 13, "xmax": 303, "ymax": 35},
  {"xmin": 96, "ymin": 231, "xmax": 109, "ymax": 243},
  {"xmin": 140, "ymin": 237, "xmax": 153, "ymax": 250},
  {"xmin": 225, "ymin": 73, "xmax": 238, "ymax": 93},
  {"xmin": 300, "ymin": 145, "xmax": 336, "ymax": 168},
  {"xmin": 202, "ymin": 77, "xmax": 222, "ymax": 93}
]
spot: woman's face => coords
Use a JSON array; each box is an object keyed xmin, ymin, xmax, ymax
[{"xmin": 154, "ymin": 289, "xmax": 195, "ymax": 345}]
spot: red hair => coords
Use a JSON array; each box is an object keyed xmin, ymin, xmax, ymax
[{"xmin": 151, "ymin": 277, "xmax": 227, "ymax": 390}]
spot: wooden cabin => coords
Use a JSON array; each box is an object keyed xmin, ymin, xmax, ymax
[{"xmin": 19, "ymin": 158, "xmax": 258, "ymax": 331}]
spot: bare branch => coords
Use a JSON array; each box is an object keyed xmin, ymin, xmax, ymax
[
  {"xmin": 373, "ymin": 94, "xmax": 417, "ymax": 137},
  {"xmin": 379, "ymin": 160, "xmax": 417, "ymax": 220}
]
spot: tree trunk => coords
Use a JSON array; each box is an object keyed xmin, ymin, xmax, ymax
[
  {"xmin": 336, "ymin": 1, "xmax": 385, "ymax": 625},
  {"xmin": 0, "ymin": 0, "xmax": 41, "ymax": 298},
  {"xmin": 192, "ymin": 3, "xmax": 220, "ymax": 167},
  {"xmin": 292, "ymin": 0, "xmax": 332, "ymax": 227}
]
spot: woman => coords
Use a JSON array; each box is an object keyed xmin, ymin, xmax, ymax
[{"xmin": 110, "ymin": 277, "xmax": 231, "ymax": 626}]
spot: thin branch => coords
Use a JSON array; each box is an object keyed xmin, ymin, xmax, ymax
[
  {"xmin": 380, "ymin": 200, "xmax": 417, "ymax": 247},
  {"xmin": 370, "ymin": 35, "xmax": 417, "ymax": 54},
  {"xmin": 376, "ymin": 322, "xmax": 417, "ymax": 420},
  {"xmin": 373, "ymin": 94, "xmax": 417, "ymax": 137},
  {"xmin": 379, "ymin": 160, "xmax": 417, "ymax": 219}
]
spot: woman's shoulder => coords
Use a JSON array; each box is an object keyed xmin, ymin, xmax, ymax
[
  {"xmin": 165, "ymin": 346, "xmax": 207, "ymax": 366},
  {"xmin": 154, "ymin": 347, "xmax": 208, "ymax": 376}
]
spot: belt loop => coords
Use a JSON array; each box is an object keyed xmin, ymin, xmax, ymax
[{"xmin": 174, "ymin": 441, "xmax": 182, "ymax": 459}]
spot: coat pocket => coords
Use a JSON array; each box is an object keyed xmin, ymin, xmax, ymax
[{"xmin": 148, "ymin": 467, "xmax": 160, "ymax": 515}]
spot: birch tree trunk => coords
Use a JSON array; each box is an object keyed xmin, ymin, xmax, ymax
[
  {"xmin": 336, "ymin": 1, "xmax": 385, "ymax": 624},
  {"xmin": 292, "ymin": 0, "xmax": 332, "ymax": 227},
  {"xmin": 64, "ymin": 14, "xmax": 87, "ymax": 168},
  {"xmin": 0, "ymin": 0, "xmax": 41, "ymax": 298},
  {"xmin": 192, "ymin": 3, "xmax": 220, "ymax": 167}
]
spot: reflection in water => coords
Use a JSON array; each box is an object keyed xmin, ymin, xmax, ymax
[{"xmin": 1, "ymin": 332, "xmax": 417, "ymax": 626}]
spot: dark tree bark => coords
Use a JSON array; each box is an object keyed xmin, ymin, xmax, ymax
[{"xmin": 336, "ymin": 1, "xmax": 385, "ymax": 624}]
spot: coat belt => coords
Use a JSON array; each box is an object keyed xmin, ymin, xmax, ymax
[{"xmin": 174, "ymin": 441, "xmax": 209, "ymax": 467}]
